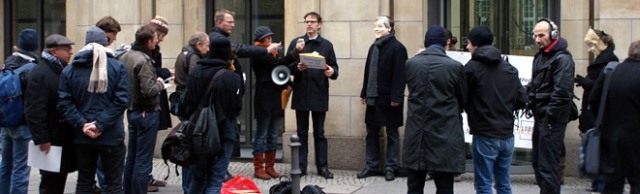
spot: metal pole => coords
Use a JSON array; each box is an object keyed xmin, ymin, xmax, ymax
[{"xmin": 290, "ymin": 135, "xmax": 301, "ymax": 194}]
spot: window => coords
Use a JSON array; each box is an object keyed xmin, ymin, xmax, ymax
[{"xmin": 4, "ymin": 0, "xmax": 65, "ymax": 58}]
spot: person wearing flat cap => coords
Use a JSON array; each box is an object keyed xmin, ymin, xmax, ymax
[
  {"xmin": 186, "ymin": 38, "xmax": 243, "ymax": 193},
  {"xmin": 403, "ymin": 25, "xmax": 467, "ymax": 194},
  {"xmin": 464, "ymin": 25, "xmax": 527, "ymax": 194},
  {"xmin": 23, "ymin": 33, "xmax": 76, "ymax": 193},
  {"xmin": 0, "ymin": 28, "xmax": 41, "ymax": 194},
  {"xmin": 249, "ymin": 26, "xmax": 299, "ymax": 180},
  {"xmin": 58, "ymin": 25, "xmax": 130, "ymax": 193}
]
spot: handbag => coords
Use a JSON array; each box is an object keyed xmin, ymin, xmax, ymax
[
  {"xmin": 269, "ymin": 176, "xmax": 293, "ymax": 194},
  {"xmin": 579, "ymin": 61, "xmax": 618, "ymax": 177}
]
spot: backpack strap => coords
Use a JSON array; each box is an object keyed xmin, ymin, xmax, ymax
[
  {"xmin": 196, "ymin": 69, "xmax": 227, "ymax": 109},
  {"xmin": 11, "ymin": 63, "xmax": 35, "ymax": 74},
  {"xmin": 594, "ymin": 61, "xmax": 619, "ymax": 127}
]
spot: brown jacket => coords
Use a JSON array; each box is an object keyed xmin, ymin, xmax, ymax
[{"xmin": 121, "ymin": 49, "xmax": 163, "ymax": 111}]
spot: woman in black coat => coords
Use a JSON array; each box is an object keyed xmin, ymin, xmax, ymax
[{"xmin": 358, "ymin": 16, "xmax": 407, "ymax": 181}]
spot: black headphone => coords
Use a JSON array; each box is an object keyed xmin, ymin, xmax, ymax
[{"xmin": 533, "ymin": 18, "xmax": 559, "ymax": 40}]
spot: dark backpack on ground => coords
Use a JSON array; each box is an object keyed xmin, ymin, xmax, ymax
[
  {"xmin": 301, "ymin": 185, "xmax": 325, "ymax": 194},
  {"xmin": 0, "ymin": 63, "xmax": 35, "ymax": 128},
  {"xmin": 269, "ymin": 176, "xmax": 292, "ymax": 194},
  {"xmin": 189, "ymin": 69, "xmax": 226, "ymax": 156}
]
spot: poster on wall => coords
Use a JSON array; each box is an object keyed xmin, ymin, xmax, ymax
[{"xmin": 447, "ymin": 51, "xmax": 534, "ymax": 149}]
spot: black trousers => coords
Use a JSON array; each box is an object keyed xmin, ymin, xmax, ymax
[
  {"xmin": 364, "ymin": 125, "xmax": 399, "ymax": 171},
  {"xmin": 75, "ymin": 143, "xmax": 126, "ymax": 194},
  {"xmin": 603, "ymin": 172, "xmax": 640, "ymax": 194},
  {"xmin": 406, "ymin": 169, "xmax": 454, "ymax": 194},
  {"xmin": 39, "ymin": 170, "xmax": 68, "ymax": 194},
  {"xmin": 295, "ymin": 111, "xmax": 328, "ymax": 173},
  {"xmin": 532, "ymin": 115, "xmax": 567, "ymax": 194}
]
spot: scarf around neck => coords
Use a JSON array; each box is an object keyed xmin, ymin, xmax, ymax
[
  {"xmin": 83, "ymin": 43, "xmax": 109, "ymax": 93},
  {"xmin": 366, "ymin": 34, "xmax": 394, "ymax": 106}
]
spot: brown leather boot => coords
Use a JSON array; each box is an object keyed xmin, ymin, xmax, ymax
[
  {"xmin": 253, "ymin": 153, "xmax": 270, "ymax": 180},
  {"xmin": 265, "ymin": 150, "xmax": 280, "ymax": 177}
]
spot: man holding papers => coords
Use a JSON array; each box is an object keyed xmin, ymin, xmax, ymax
[{"xmin": 285, "ymin": 11, "xmax": 339, "ymax": 179}]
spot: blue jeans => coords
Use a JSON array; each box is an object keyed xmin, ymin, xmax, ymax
[
  {"xmin": 189, "ymin": 140, "xmax": 234, "ymax": 194},
  {"xmin": 472, "ymin": 135, "xmax": 514, "ymax": 194},
  {"xmin": 253, "ymin": 116, "xmax": 282, "ymax": 154},
  {"xmin": 182, "ymin": 165, "xmax": 191, "ymax": 194},
  {"xmin": 124, "ymin": 111, "xmax": 159, "ymax": 194},
  {"xmin": 0, "ymin": 125, "xmax": 32, "ymax": 194}
]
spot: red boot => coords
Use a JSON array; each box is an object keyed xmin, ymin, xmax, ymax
[
  {"xmin": 253, "ymin": 153, "xmax": 271, "ymax": 180},
  {"xmin": 265, "ymin": 150, "xmax": 280, "ymax": 177}
]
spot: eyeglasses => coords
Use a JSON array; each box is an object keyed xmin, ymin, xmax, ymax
[
  {"xmin": 304, "ymin": 20, "xmax": 318, "ymax": 24},
  {"xmin": 224, "ymin": 20, "xmax": 235, "ymax": 24}
]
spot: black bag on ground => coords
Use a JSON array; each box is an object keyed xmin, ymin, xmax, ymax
[
  {"xmin": 269, "ymin": 176, "xmax": 292, "ymax": 194},
  {"xmin": 301, "ymin": 185, "xmax": 326, "ymax": 194}
]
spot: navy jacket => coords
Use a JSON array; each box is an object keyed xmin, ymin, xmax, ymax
[{"xmin": 58, "ymin": 49, "xmax": 129, "ymax": 146}]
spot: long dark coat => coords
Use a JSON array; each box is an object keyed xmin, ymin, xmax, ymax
[
  {"xmin": 250, "ymin": 47, "xmax": 298, "ymax": 118},
  {"xmin": 24, "ymin": 58, "xmax": 76, "ymax": 173},
  {"xmin": 403, "ymin": 47, "xmax": 467, "ymax": 173},
  {"xmin": 590, "ymin": 58, "xmax": 640, "ymax": 175},
  {"xmin": 577, "ymin": 47, "xmax": 618, "ymax": 131},
  {"xmin": 285, "ymin": 34, "xmax": 339, "ymax": 112},
  {"xmin": 359, "ymin": 35, "xmax": 407, "ymax": 127}
]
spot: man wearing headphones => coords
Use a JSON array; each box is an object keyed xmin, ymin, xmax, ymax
[{"xmin": 526, "ymin": 18, "xmax": 575, "ymax": 194}]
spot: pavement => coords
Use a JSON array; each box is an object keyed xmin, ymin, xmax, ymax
[{"xmin": 23, "ymin": 158, "xmax": 614, "ymax": 194}]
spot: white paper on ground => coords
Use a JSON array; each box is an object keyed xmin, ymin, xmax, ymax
[{"xmin": 27, "ymin": 141, "xmax": 62, "ymax": 173}]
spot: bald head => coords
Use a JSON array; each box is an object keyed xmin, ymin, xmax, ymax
[{"xmin": 533, "ymin": 21, "xmax": 553, "ymax": 49}]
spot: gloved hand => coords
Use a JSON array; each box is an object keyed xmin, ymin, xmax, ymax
[{"xmin": 575, "ymin": 74, "xmax": 594, "ymax": 89}]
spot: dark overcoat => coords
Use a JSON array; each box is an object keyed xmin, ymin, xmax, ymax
[
  {"xmin": 590, "ymin": 58, "xmax": 640, "ymax": 175},
  {"xmin": 402, "ymin": 46, "xmax": 467, "ymax": 173},
  {"xmin": 359, "ymin": 35, "xmax": 407, "ymax": 127}
]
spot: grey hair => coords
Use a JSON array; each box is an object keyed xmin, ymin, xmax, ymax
[
  {"xmin": 376, "ymin": 16, "xmax": 395, "ymax": 34},
  {"xmin": 188, "ymin": 32, "xmax": 208, "ymax": 46}
]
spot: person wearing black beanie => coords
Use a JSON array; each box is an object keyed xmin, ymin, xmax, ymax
[
  {"xmin": 464, "ymin": 25, "xmax": 527, "ymax": 194},
  {"xmin": 404, "ymin": 25, "xmax": 467, "ymax": 194}
]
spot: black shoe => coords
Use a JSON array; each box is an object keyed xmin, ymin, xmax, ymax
[
  {"xmin": 223, "ymin": 172, "xmax": 233, "ymax": 182},
  {"xmin": 319, "ymin": 167, "xmax": 334, "ymax": 179},
  {"xmin": 300, "ymin": 171, "xmax": 307, "ymax": 176},
  {"xmin": 385, "ymin": 170, "xmax": 396, "ymax": 181},
  {"xmin": 357, "ymin": 168, "xmax": 375, "ymax": 179}
]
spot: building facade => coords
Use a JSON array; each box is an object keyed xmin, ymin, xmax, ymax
[{"xmin": 2, "ymin": 0, "xmax": 640, "ymax": 176}]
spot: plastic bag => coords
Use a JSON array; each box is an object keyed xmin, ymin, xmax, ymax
[{"xmin": 221, "ymin": 175, "xmax": 261, "ymax": 194}]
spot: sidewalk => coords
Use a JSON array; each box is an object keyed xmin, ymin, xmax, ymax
[{"xmin": 27, "ymin": 158, "xmax": 601, "ymax": 194}]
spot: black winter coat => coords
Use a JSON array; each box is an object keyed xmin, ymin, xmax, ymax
[
  {"xmin": 526, "ymin": 38, "xmax": 575, "ymax": 122},
  {"xmin": 24, "ymin": 57, "xmax": 76, "ymax": 173},
  {"xmin": 187, "ymin": 59, "xmax": 243, "ymax": 141},
  {"xmin": 577, "ymin": 47, "xmax": 618, "ymax": 131},
  {"xmin": 286, "ymin": 34, "xmax": 339, "ymax": 111},
  {"xmin": 589, "ymin": 58, "xmax": 640, "ymax": 175},
  {"xmin": 464, "ymin": 46, "xmax": 527, "ymax": 138},
  {"xmin": 151, "ymin": 45, "xmax": 172, "ymax": 130},
  {"xmin": 360, "ymin": 35, "xmax": 407, "ymax": 127},
  {"xmin": 250, "ymin": 47, "xmax": 297, "ymax": 118},
  {"xmin": 403, "ymin": 46, "xmax": 467, "ymax": 173}
]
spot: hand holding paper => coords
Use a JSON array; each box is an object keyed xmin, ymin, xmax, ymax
[{"xmin": 299, "ymin": 52, "xmax": 326, "ymax": 70}]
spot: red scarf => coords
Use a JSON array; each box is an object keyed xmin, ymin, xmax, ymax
[
  {"xmin": 255, "ymin": 41, "xmax": 277, "ymax": 57},
  {"xmin": 543, "ymin": 39, "xmax": 559, "ymax": 53}
]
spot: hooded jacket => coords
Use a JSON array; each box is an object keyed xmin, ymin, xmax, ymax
[
  {"xmin": 526, "ymin": 38, "xmax": 575, "ymax": 122},
  {"xmin": 58, "ymin": 49, "xmax": 129, "ymax": 146},
  {"xmin": 464, "ymin": 46, "xmax": 527, "ymax": 138}
]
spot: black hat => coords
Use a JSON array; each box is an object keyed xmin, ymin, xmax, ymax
[
  {"xmin": 467, "ymin": 26, "xmax": 493, "ymax": 47},
  {"xmin": 18, "ymin": 29, "xmax": 39, "ymax": 52},
  {"xmin": 209, "ymin": 38, "xmax": 233, "ymax": 60},
  {"xmin": 253, "ymin": 26, "xmax": 274, "ymax": 41},
  {"xmin": 424, "ymin": 25, "xmax": 447, "ymax": 47},
  {"xmin": 45, "ymin": 34, "xmax": 75, "ymax": 48}
]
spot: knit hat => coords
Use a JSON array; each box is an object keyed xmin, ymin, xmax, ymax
[
  {"xmin": 424, "ymin": 25, "xmax": 448, "ymax": 47},
  {"xmin": 149, "ymin": 15, "xmax": 169, "ymax": 34},
  {"xmin": 209, "ymin": 38, "xmax": 233, "ymax": 60},
  {"xmin": 18, "ymin": 28, "xmax": 39, "ymax": 52},
  {"xmin": 467, "ymin": 26, "xmax": 493, "ymax": 47},
  {"xmin": 253, "ymin": 26, "xmax": 274, "ymax": 41},
  {"xmin": 85, "ymin": 26, "xmax": 109, "ymax": 46}
]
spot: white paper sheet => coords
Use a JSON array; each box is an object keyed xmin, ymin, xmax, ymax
[
  {"xmin": 27, "ymin": 141, "xmax": 62, "ymax": 173},
  {"xmin": 299, "ymin": 53, "xmax": 326, "ymax": 70}
]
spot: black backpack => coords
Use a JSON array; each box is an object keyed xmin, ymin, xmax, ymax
[{"xmin": 161, "ymin": 121, "xmax": 197, "ymax": 167}]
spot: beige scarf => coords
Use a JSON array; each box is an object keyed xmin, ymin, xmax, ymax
[{"xmin": 87, "ymin": 43, "xmax": 108, "ymax": 93}]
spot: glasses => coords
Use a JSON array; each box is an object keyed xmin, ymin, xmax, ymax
[
  {"xmin": 224, "ymin": 20, "xmax": 235, "ymax": 24},
  {"xmin": 304, "ymin": 20, "xmax": 318, "ymax": 24}
]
